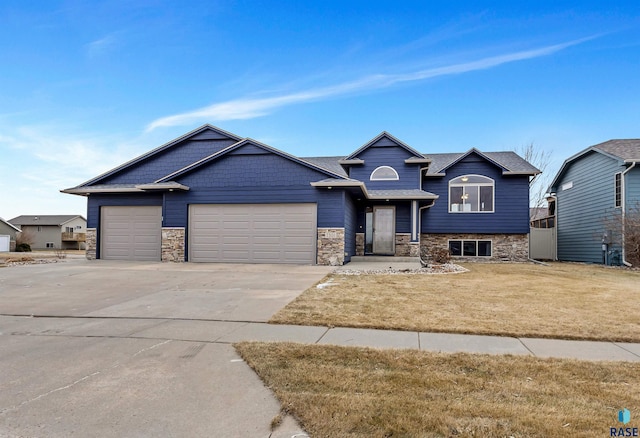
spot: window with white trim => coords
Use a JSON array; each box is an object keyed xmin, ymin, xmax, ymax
[
  {"xmin": 615, "ymin": 172, "xmax": 622, "ymax": 208},
  {"xmin": 449, "ymin": 175, "xmax": 494, "ymax": 212},
  {"xmin": 449, "ymin": 240, "xmax": 492, "ymax": 257},
  {"xmin": 370, "ymin": 166, "xmax": 399, "ymax": 181},
  {"xmin": 46, "ymin": 242, "xmax": 55, "ymax": 248}
]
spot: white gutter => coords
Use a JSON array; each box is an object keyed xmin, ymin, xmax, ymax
[{"xmin": 621, "ymin": 161, "xmax": 638, "ymax": 267}]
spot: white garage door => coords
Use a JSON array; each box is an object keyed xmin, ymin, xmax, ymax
[
  {"xmin": 189, "ymin": 204, "xmax": 317, "ymax": 264},
  {"xmin": 0, "ymin": 235, "xmax": 9, "ymax": 252},
  {"xmin": 101, "ymin": 206, "xmax": 162, "ymax": 261}
]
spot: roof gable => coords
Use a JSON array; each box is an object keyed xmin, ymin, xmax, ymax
[
  {"xmin": 549, "ymin": 140, "xmax": 640, "ymax": 191},
  {"xmin": 76, "ymin": 125, "xmax": 242, "ymax": 187},
  {"xmin": 0, "ymin": 217, "xmax": 21, "ymax": 232},
  {"xmin": 426, "ymin": 149, "xmax": 539, "ymax": 176},
  {"xmin": 345, "ymin": 132, "xmax": 424, "ymax": 160},
  {"xmin": 156, "ymin": 138, "xmax": 348, "ymax": 182}
]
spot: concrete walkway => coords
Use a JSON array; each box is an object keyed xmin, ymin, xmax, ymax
[{"xmin": 4, "ymin": 315, "xmax": 639, "ymax": 362}]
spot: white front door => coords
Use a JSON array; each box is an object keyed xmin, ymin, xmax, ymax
[{"xmin": 372, "ymin": 206, "xmax": 395, "ymax": 255}]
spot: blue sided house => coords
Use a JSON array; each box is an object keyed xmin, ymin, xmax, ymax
[
  {"xmin": 62, "ymin": 125, "xmax": 539, "ymax": 265},
  {"xmin": 548, "ymin": 140, "xmax": 640, "ymax": 266}
]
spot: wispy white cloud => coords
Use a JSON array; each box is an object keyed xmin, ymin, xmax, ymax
[
  {"xmin": 146, "ymin": 36, "xmax": 596, "ymax": 131},
  {"xmin": 86, "ymin": 33, "xmax": 118, "ymax": 58},
  {"xmin": 2, "ymin": 125, "xmax": 137, "ymax": 179},
  {"xmin": 0, "ymin": 125, "xmax": 147, "ymax": 218}
]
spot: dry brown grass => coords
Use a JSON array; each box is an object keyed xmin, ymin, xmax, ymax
[
  {"xmin": 0, "ymin": 255, "xmax": 35, "ymax": 262},
  {"xmin": 236, "ymin": 342, "xmax": 640, "ymax": 438},
  {"xmin": 271, "ymin": 262, "xmax": 640, "ymax": 342}
]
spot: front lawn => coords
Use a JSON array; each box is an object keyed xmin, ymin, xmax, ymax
[
  {"xmin": 237, "ymin": 342, "xmax": 640, "ymax": 438},
  {"xmin": 270, "ymin": 262, "xmax": 640, "ymax": 342}
]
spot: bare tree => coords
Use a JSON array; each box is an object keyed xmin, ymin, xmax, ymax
[
  {"xmin": 602, "ymin": 202, "xmax": 640, "ymax": 267},
  {"xmin": 624, "ymin": 203, "xmax": 640, "ymax": 266},
  {"xmin": 15, "ymin": 228, "xmax": 35, "ymax": 246},
  {"xmin": 516, "ymin": 143, "xmax": 552, "ymax": 208}
]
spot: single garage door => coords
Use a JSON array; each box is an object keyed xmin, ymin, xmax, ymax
[
  {"xmin": 189, "ymin": 204, "xmax": 317, "ymax": 264},
  {"xmin": 101, "ymin": 206, "xmax": 162, "ymax": 261}
]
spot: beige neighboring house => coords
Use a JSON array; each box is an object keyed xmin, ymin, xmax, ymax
[
  {"xmin": 0, "ymin": 217, "xmax": 22, "ymax": 252},
  {"xmin": 9, "ymin": 215, "xmax": 87, "ymax": 250}
]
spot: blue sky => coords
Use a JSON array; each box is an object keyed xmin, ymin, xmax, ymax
[{"xmin": 1, "ymin": 1, "xmax": 639, "ymax": 219}]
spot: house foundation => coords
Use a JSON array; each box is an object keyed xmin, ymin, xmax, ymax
[
  {"xmin": 395, "ymin": 233, "xmax": 420, "ymax": 257},
  {"xmin": 421, "ymin": 233, "xmax": 529, "ymax": 262}
]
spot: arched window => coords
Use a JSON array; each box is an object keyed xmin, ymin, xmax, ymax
[
  {"xmin": 449, "ymin": 175, "xmax": 494, "ymax": 212},
  {"xmin": 370, "ymin": 166, "xmax": 399, "ymax": 181}
]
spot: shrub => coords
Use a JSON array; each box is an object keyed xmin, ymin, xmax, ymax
[
  {"xmin": 15, "ymin": 243, "xmax": 31, "ymax": 252},
  {"xmin": 430, "ymin": 247, "xmax": 451, "ymax": 264}
]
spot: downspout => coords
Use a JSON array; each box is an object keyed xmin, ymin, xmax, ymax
[
  {"xmin": 549, "ymin": 193, "xmax": 558, "ymax": 261},
  {"xmin": 418, "ymin": 165, "xmax": 434, "ymax": 266},
  {"xmin": 622, "ymin": 161, "xmax": 638, "ymax": 267},
  {"xmin": 418, "ymin": 202, "xmax": 436, "ymax": 266}
]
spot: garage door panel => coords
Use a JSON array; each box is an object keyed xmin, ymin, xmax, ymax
[
  {"xmin": 189, "ymin": 204, "xmax": 316, "ymax": 264},
  {"xmin": 101, "ymin": 206, "xmax": 162, "ymax": 261}
]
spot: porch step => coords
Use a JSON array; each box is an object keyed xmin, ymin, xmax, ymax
[{"xmin": 350, "ymin": 256, "xmax": 421, "ymax": 263}]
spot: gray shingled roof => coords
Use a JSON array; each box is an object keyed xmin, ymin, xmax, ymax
[
  {"xmin": 9, "ymin": 215, "xmax": 85, "ymax": 226},
  {"xmin": 300, "ymin": 156, "xmax": 348, "ymax": 177},
  {"xmin": 367, "ymin": 189, "xmax": 438, "ymax": 199},
  {"xmin": 425, "ymin": 151, "xmax": 539, "ymax": 174},
  {"xmin": 592, "ymin": 139, "xmax": 640, "ymax": 161},
  {"xmin": 303, "ymin": 150, "xmax": 538, "ymax": 177}
]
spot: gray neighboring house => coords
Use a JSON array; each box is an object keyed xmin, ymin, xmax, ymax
[
  {"xmin": 8, "ymin": 215, "xmax": 87, "ymax": 250},
  {"xmin": 0, "ymin": 217, "xmax": 21, "ymax": 251},
  {"xmin": 548, "ymin": 139, "xmax": 640, "ymax": 265}
]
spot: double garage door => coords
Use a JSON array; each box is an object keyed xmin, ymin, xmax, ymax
[
  {"xmin": 100, "ymin": 204, "xmax": 317, "ymax": 264},
  {"xmin": 189, "ymin": 204, "xmax": 317, "ymax": 264}
]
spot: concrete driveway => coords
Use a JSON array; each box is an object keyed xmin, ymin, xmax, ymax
[{"xmin": 0, "ymin": 259, "xmax": 331, "ymax": 437}]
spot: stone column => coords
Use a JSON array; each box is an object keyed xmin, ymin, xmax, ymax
[
  {"xmin": 85, "ymin": 228, "xmax": 97, "ymax": 260},
  {"xmin": 317, "ymin": 228, "xmax": 345, "ymax": 266},
  {"xmin": 161, "ymin": 227, "xmax": 185, "ymax": 262}
]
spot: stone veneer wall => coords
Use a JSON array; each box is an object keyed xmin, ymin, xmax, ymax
[
  {"xmin": 355, "ymin": 233, "xmax": 365, "ymax": 256},
  {"xmin": 421, "ymin": 233, "xmax": 529, "ymax": 262},
  {"xmin": 317, "ymin": 228, "xmax": 345, "ymax": 266},
  {"xmin": 355, "ymin": 232, "xmax": 419, "ymax": 257},
  {"xmin": 162, "ymin": 227, "xmax": 185, "ymax": 262},
  {"xmin": 86, "ymin": 228, "xmax": 97, "ymax": 260},
  {"xmin": 395, "ymin": 233, "xmax": 420, "ymax": 257}
]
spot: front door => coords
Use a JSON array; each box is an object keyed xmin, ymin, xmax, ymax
[{"xmin": 373, "ymin": 206, "xmax": 395, "ymax": 255}]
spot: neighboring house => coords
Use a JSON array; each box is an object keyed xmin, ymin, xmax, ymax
[
  {"xmin": 8, "ymin": 215, "xmax": 87, "ymax": 250},
  {"xmin": 548, "ymin": 139, "xmax": 640, "ymax": 266},
  {"xmin": 62, "ymin": 125, "xmax": 539, "ymax": 265},
  {"xmin": 0, "ymin": 217, "xmax": 21, "ymax": 252}
]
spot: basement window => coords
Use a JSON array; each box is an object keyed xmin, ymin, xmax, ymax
[
  {"xmin": 449, "ymin": 240, "xmax": 492, "ymax": 257},
  {"xmin": 46, "ymin": 242, "xmax": 55, "ymax": 248}
]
